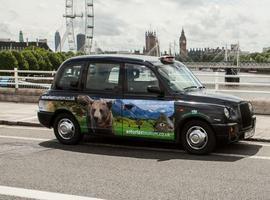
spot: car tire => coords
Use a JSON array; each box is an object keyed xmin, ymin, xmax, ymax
[
  {"xmin": 53, "ymin": 113, "xmax": 83, "ymax": 145},
  {"xmin": 181, "ymin": 120, "xmax": 216, "ymax": 155}
]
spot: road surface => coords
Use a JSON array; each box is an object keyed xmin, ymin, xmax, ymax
[{"xmin": 0, "ymin": 125, "xmax": 270, "ymax": 200}]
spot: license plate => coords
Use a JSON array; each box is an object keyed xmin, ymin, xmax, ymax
[{"xmin": 244, "ymin": 128, "xmax": 255, "ymax": 139}]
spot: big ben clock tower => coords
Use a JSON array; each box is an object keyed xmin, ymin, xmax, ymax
[{"xmin": 179, "ymin": 28, "xmax": 187, "ymax": 58}]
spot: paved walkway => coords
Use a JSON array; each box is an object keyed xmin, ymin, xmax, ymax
[
  {"xmin": 0, "ymin": 102, "xmax": 269, "ymax": 141},
  {"xmin": 0, "ymin": 102, "xmax": 39, "ymax": 125}
]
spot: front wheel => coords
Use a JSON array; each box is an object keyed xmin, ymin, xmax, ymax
[
  {"xmin": 181, "ymin": 120, "xmax": 216, "ymax": 155},
  {"xmin": 53, "ymin": 113, "xmax": 83, "ymax": 145}
]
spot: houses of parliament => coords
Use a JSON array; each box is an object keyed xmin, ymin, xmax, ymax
[
  {"xmin": 143, "ymin": 28, "xmax": 230, "ymax": 62},
  {"xmin": 143, "ymin": 28, "xmax": 187, "ymax": 58}
]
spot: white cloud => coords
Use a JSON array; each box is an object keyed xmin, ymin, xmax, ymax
[
  {"xmin": 0, "ymin": 22, "xmax": 13, "ymax": 38},
  {"xmin": 0, "ymin": 0, "xmax": 269, "ymax": 52}
]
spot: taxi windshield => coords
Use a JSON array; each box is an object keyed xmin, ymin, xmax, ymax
[{"xmin": 157, "ymin": 62, "xmax": 203, "ymax": 93}]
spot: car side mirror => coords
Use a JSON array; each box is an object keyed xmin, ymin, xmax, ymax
[{"xmin": 147, "ymin": 85, "xmax": 164, "ymax": 96}]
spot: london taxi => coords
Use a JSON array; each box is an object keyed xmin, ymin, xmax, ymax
[{"xmin": 38, "ymin": 55, "xmax": 256, "ymax": 155}]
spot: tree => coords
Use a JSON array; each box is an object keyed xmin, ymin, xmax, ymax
[
  {"xmin": 255, "ymin": 54, "xmax": 267, "ymax": 63},
  {"xmin": 11, "ymin": 51, "xmax": 29, "ymax": 70},
  {"xmin": 57, "ymin": 52, "xmax": 67, "ymax": 63},
  {"xmin": 23, "ymin": 47, "xmax": 53, "ymax": 70},
  {"xmin": 76, "ymin": 51, "xmax": 86, "ymax": 56},
  {"xmin": 0, "ymin": 51, "xmax": 18, "ymax": 70},
  {"xmin": 0, "ymin": 48, "xmax": 82, "ymax": 71},
  {"xmin": 64, "ymin": 51, "xmax": 76, "ymax": 59},
  {"xmin": 48, "ymin": 52, "xmax": 62, "ymax": 70},
  {"xmin": 34, "ymin": 49, "xmax": 52, "ymax": 71},
  {"xmin": 21, "ymin": 50, "xmax": 39, "ymax": 70}
]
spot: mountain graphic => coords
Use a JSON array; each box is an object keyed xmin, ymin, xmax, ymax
[{"xmin": 112, "ymin": 99, "xmax": 174, "ymax": 120}]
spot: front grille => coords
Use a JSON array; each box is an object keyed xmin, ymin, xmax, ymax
[{"xmin": 239, "ymin": 103, "xmax": 252, "ymax": 129}]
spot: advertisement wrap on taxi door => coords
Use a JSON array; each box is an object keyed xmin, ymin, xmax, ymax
[
  {"xmin": 118, "ymin": 99, "xmax": 175, "ymax": 140},
  {"xmin": 39, "ymin": 95, "xmax": 175, "ymax": 140}
]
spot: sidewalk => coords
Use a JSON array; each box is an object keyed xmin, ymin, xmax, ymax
[
  {"xmin": 0, "ymin": 102, "xmax": 269, "ymax": 142},
  {"xmin": 0, "ymin": 102, "xmax": 39, "ymax": 126}
]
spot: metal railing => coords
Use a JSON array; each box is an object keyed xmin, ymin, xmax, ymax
[
  {"xmin": 184, "ymin": 62, "xmax": 270, "ymax": 69},
  {"xmin": 0, "ymin": 68, "xmax": 56, "ymax": 89},
  {"xmin": 193, "ymin": 71, "xmax": 270, "ymax": 95},
  {"xmin": 0, "ymin": 68, "xmax": 270, "ymax": 96}
]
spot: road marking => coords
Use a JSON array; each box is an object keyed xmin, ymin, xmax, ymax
[
  {"xmin": 0, "ymin": 125, "xmax": 270, "ymax": 145},
  {"xmin": 0, "ymin": 125, "xmax": 48, "ymax": 131},
  {"xmin": 1, "ymin": 125, "xmax": 270, "ymax": 147},
  {"xmin": 0, "ymin": 135, "xmax": 270, "ymax": 161},
  {"xmin": 87, "ymin": 142, "xmax": 270, "ymax": 160},
  {"xmin": 239, "ymin": 141, "xmax": 270, "ymax": 147},
  {"xmin": 0, "ymin": 185, "xmax": 104, "ymax": 200},
  {"xmin": 0, "ymin": 135, "xmax": 49, "ymax": 142},
  {"xmin": 212, "ymin": 153, "xmax": 270, "ymax": 160}
]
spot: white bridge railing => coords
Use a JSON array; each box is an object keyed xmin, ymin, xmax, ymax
[
  {"xmin": 0, "ymin": 68, "xmax": 56, "ymax": 89},
  {"xmin": 193, "ymin": 71, "xmax": 270, "ymax": 94},
  {"xmin": 0, "ymin": 68, "xmax": 270, "ymax": 96}
]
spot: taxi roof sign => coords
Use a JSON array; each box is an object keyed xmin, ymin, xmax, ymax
[{"xmin": 159, "ymin": 55, "xmax": 175, "ymax": 64}]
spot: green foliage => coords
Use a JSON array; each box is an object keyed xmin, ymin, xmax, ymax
[
  {"xmin": 32, "ymin": 49, "xmax": 53, "ymax": 71},
  {"xmin": 0, "ymin": 44, "xmax": 82, "ymax": 71},
  {"xmin": 11, "ymin": 51, "xmax": 29, "ymax": 70},
  {"xmin": 240, "ymin": 52, "xmax": 270, "ymax": 63},
  {"xmin": 48, "ymin": 52, "xmax": 62, "ymax": 70},
  {"xmin": 0, "ymin": 51, "xmax": 18, "ymax": 70},
  {"xmin": 56, "ymin": 52, "xmax": 67, "ymax": 62},
  {"xmin": 64, "ymin": 51, "xmax": 76, "ymax": 59},
  {"xmin": 21, "ymin": 50, "xmax": 39, "ymax": 70},
  {"xmin": 76, "ymin": 51, "xmax": 86, "ymax": 56}
]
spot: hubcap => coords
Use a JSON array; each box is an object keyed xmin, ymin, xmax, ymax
[
  {"xmin": 186, "ymin": 126, "xmax": 208, "ymax": 150},
  {"xmin": 58, "ymin": 119, "xmax": 75, "ymax": 140}
]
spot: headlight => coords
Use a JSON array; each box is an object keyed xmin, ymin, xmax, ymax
[
  {"xmin": 248, "ymin": 102, "xmax": 253, "ymax": 112},
  {"xmin": 224, "ymin": 108, "xmax": 230, "ymax": 119}
]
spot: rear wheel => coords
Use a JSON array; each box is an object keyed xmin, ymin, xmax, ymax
[
  {"xmin": 181, "ymin": 120, "xmax": 216, "ymax": 155},
  {"xmin": 53, "ymin": 113, "xmax": 83, "ymax": 145}
]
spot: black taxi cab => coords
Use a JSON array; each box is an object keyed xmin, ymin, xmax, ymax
[{"xmin": 38, "ymin": 55, "xmax": 256, "ymax": 155}]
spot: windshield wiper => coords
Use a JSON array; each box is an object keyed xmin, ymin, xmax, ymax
[
  {"xmin": 183, "ymin": 86, "xmax": 198, "ymax": 91},
  {"xmin": 183, "ymin": 86, "xmax": 205, "ymax": 91}
]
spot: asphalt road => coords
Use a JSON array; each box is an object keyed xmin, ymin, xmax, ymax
[{"xmin": 0, "ymin": 125, "xmax": 270, "ymax": 200}]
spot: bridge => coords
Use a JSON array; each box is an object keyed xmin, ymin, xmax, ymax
[{"xmin": 183, "ymin": 62, "xmax": 270, "ymax": 70}]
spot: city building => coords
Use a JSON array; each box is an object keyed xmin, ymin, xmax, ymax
[
  {"xmin": 19, "ymin": 31, "xmax": 24, "ymax": 43},
  {"xmin": 77, "ymin": 33, "xmax": 86, "ymax": 52},
  {"xmin": 0, "ymin": 39, "xmax": 12, "ymax": 42},
  {"xmin": 55, "ymin": 31, "xmax": 61, "ymax": 52},
  {"xmin": 38, "ymin": 39, "xmax": 48, "ymax": 44},
  {"xmin": 177, "ymin": 29, "xmax": 250, "ymax": 62},
  {"xmin": 143, "ymin": 31, "xmax": 160, "ymax": 57},
  {"xmin": 187, "ymin": 45, "xmax": 249, "ymax": 62},
  {"xmin": 179, "ymin": 28, "xmax": 187, "ymax": 59},
  {"xmin": 188, "ymin": 47, "xmax": 225, "ymax": 62},
  {"xmin": 103, "ymin": 50, "xmax": 133, "ymax": 55},
  {"xmin": 0, "ymin": 39, "xmax": 51, "ymax": 51}
]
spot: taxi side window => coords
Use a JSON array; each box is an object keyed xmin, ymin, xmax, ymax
[
  {"xmin": 126, "ymin": 64, "xmax": 159, "ymax": 93},
  {"xmin": 85, "ymin": 63, "xmax": 120, "ymax": 91},
  {"xmin": 57, "ymin": 63, "xmax": 82, "ymax": 90}
]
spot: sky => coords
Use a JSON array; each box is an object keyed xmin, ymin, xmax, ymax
[{"xmin": 0, "ymin": 0, "xmax": 269, "ymax": 53}]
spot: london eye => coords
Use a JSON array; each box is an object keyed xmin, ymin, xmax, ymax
[{"xmin": 62, "ymin": 0, "xmax": 94, "ymax": 54}]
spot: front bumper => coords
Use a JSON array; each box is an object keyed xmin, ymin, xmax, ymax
[
  {"xmin": 37, "ymin": 111, "xmax": 54, "ymax": 128},
  {"xmin": 212, "ymin": 116, "xmax": 256, "ymax": 142}
]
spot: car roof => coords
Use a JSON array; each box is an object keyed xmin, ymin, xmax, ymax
[{"xmin": 67, "ymin": 54, "xmax": 161, "ymax": 64}]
